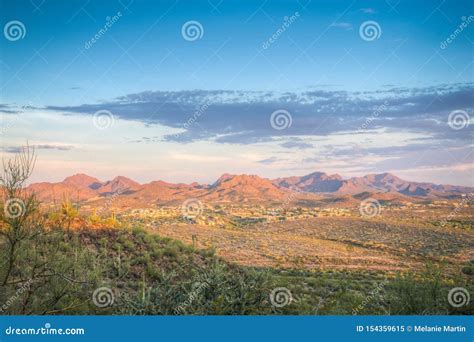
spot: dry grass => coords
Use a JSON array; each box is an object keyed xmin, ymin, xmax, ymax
[{"xmin": 149, "ymin": 214, "xmax": 473, "ymax": 272}]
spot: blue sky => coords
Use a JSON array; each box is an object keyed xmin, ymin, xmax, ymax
[{"xmin": 0, "ymin": 0, "xmax": 473, "ymax": 185}]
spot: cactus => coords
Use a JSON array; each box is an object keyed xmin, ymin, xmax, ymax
[{"xmin": 113, "ymin": 246, "xmax": 122, "ymax": 277}]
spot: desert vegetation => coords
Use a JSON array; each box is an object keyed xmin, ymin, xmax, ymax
[{"xmin": 0, "ymin": 148, "xmax": 472, "ymax": 315}]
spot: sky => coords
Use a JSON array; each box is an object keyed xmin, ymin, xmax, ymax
[{"xmin": 0, "ymin": 0, "xmax": 473, "ymax": 185}]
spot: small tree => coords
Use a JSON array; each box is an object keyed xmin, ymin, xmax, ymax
[
  {"xmin": 0, "ymin": 145, "xmax": 98, "ymax": 314},
  {"xmin": 0, "ymin": 145, "xmax": 38, "ymax": 286}
]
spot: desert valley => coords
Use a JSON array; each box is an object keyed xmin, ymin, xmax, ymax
[
  {"xmin": 1, "ymin": 0, "xmax": 472, "ymax": 320},
  {"xmin": 1, "ymin": 147, "xmax": 472, "ymax": 316},
  {"xmin": 27, "ymin": 171, "xmax": 474, "ymax": 273}
]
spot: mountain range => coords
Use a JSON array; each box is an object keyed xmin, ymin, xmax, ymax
[
  {"xmin": 273, "ymin": 171, "xmax": 472, "ymax": 197},
  {"xmin": 27, "ymin": 171, "xmax": 473, "ymax": 208}
]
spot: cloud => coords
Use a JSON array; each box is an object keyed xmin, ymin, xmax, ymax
[
  {"xmin": 45, "ymin": 83, "xmax": 473, "ymax": 147},
  {"xmin": 360, "ymin": 8, "xmax": 376, "ymax": 14},
  {"xmin": 280, "ymin": 140, "xmax": 313, "ymax": 149},
  {"xmin": 170, "ymin": 153, "xmax": 231, "ymax": 162},
  {"xmin": 257, "ymin": 156, "xmax": 280, "ymax": 164},
  {"xmin": 330, "ymin": 22, "xmax": 352, "ymax": 30},
  {"xmin": 0, "ymin": 103, "xmax": 35, "ymax": 114},
  {"xmin": 1, "ymin": 144, "xmax": 74, "ymax": 154},
  {"xmin": 0, "ymin": 103, "xmax": 19, "ymax": 114}
]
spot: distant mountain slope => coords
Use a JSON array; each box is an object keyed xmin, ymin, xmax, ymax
[
  {"xmin": 63, "ymin": 173, "xmax": 102, "ymax": 189},
  {"xmin": 98, "ymin": 176, "xmax": 142, "ymax": 194},
  {"xmin": 204, "ymin": 174, "xmax": 290, "ymax": 202},
  {"xmin": 28, "ymin": 181, "xmax": 99, "ymax": 202},
  {"xmin": 133, "ymin": 181, "xmax": 206, "ymax": 204},
  {"xmin": 274, "ymin": 172, "xmax": 473, "ymax": 198},
  {"xmin": 27, "ymin": 170, "xmax": 473, "ymax": 206},
  {"xmin": 273, "ymin": 171, "xmax": 343, "ymax": 192}
]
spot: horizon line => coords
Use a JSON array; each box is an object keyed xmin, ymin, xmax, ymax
[{"xmin": 27, "ymin": 169, "xmax": 474, "ymax": 189}]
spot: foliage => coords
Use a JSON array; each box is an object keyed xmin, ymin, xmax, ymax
[{"xmin": 0, "ymin": 147, "xmax": 471, "ymax": 315}]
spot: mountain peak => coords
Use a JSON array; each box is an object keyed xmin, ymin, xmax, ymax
[
  {"xmin": 377, "ymin": 172, "xmax": 399, "ymax": 179},
  {"xmin": 99, "ymin": 176, "xmax": 141, "ymax": 193},
  {"xmin": 304, "ymin": 171, "xmax": 343, "ymax": 181},
  {"xmin": 208, "ymin": 173, "xmax": 288, "ymax": 201},
  {"xmin": 275, "ymin": 171, "xmax": 344, "ymax": 192},
  {"xmin": 109, "ymin": 175, "xmax": 140, "ymax": 184},
  {"xmin": 213, "ymin": 173, "xmax": 264, "ymax": 186},
  {"xmin": 63, "ymin": 174, "xmax": 101, "ymax": 189},
  {"xmin": 366, "ymin": 172, "xmax": 400, "ymax": 180},
  {"xmin": 214, "ymin": 173, "xmax": 234, "ymax": 184},
  {"xmin": 360, "ymin": 173, "xmax": 404, "ymax": 187},
  {"xmin": 28, "ymin": 170, "xmax": 474, "ymax": 205}
]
